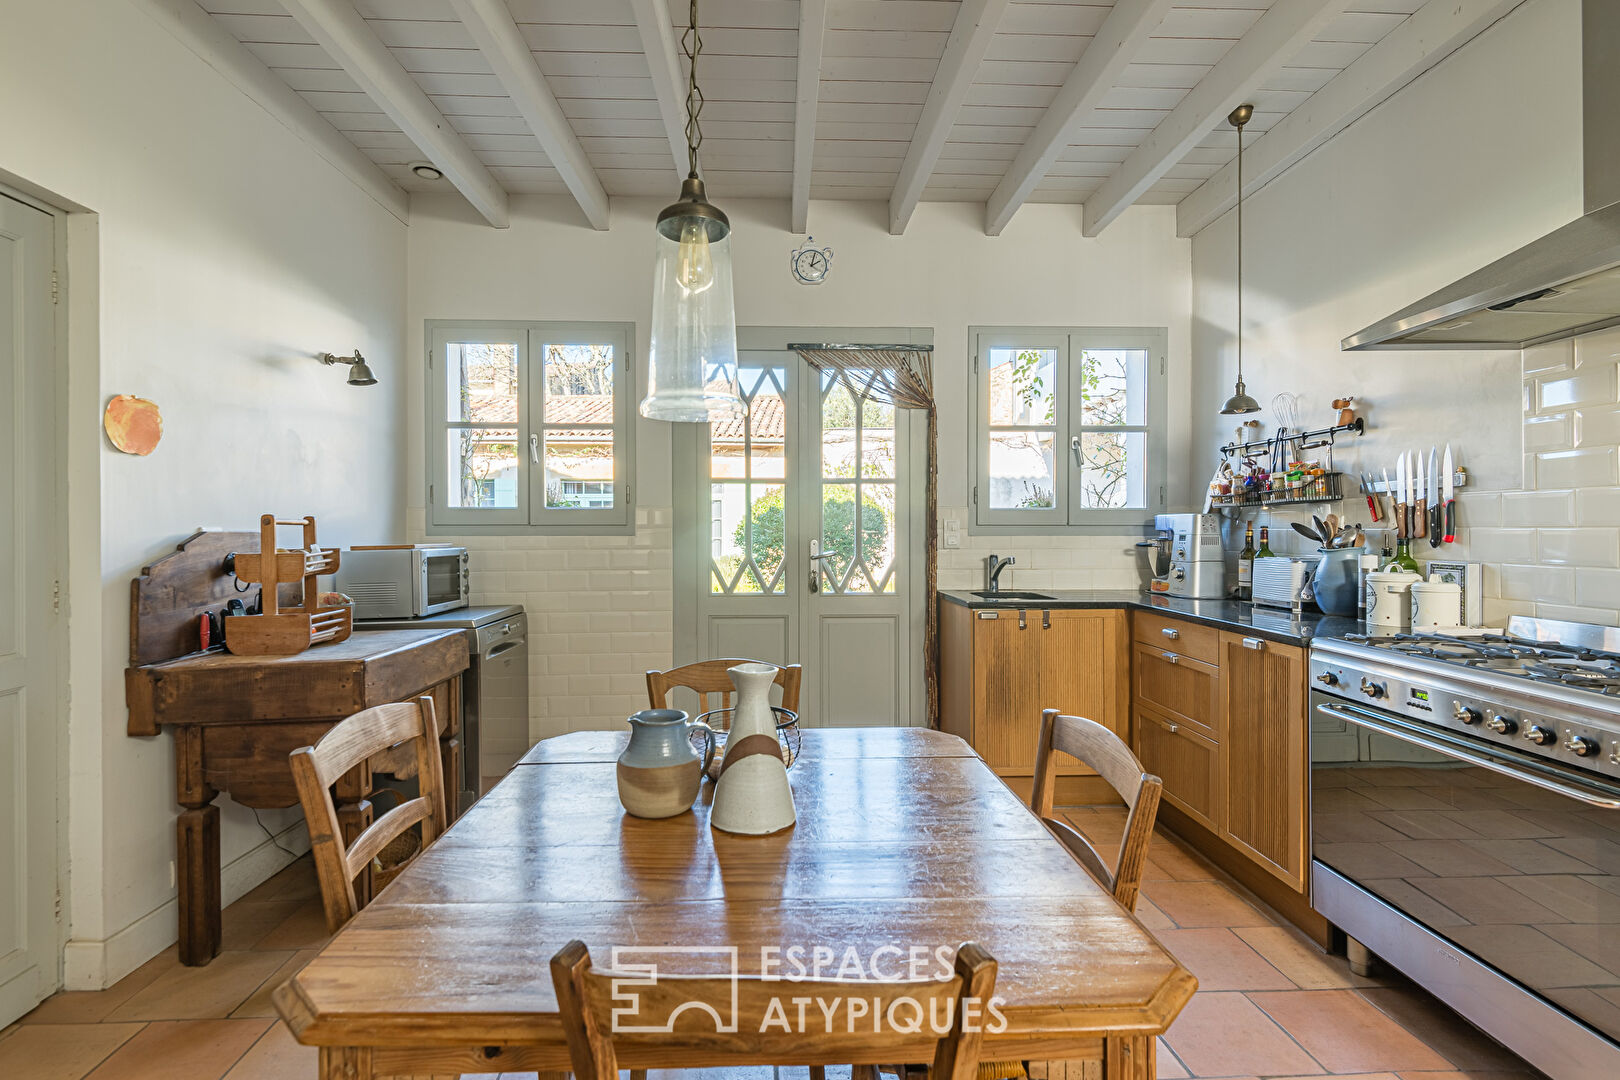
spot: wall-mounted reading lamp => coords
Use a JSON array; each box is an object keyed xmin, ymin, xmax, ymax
[{"xmin": 319, "ymin": 350, "xmax": 378, "ymax": 386}]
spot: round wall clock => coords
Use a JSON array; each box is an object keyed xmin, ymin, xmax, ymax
[{"xmin": 789, "ymin": 237, "xmax": 833, "ymax": 285}]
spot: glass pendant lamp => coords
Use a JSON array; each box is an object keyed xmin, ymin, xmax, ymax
[
  {"xmin": 1220, "ymin": 103, "xmax": 1261, "ymax": 416},
  {"xmin": 640, "ymin": 0, "xmax": 744, "ymax": 422}
]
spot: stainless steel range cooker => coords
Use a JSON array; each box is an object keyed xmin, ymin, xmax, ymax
[{"xmin": 1310, "ymin": 616, "xmax": 1620, "ymax": 1080}]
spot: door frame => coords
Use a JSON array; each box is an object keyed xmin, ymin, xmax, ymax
[
  {"xmin": 672, "ymin": 326, "xmax": 932, "ymax": 728},
  {"xmin": 0, "ymin": 180, "xmax": 72, "ymax": 1016}
]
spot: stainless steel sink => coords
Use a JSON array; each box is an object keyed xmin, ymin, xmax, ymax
[{"xmin": 970, "ymin": 591, "xmax": 1055, "ymax": 601}]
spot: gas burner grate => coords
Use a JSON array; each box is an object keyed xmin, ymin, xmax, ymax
[{"xmin": 1523, "ymin": 661, "xmax": 1620, "ymax": 694}]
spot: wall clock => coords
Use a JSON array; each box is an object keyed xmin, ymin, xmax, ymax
[{"xmin": 789, "ymin": 237, "xmax": 833, "ymax": 285}]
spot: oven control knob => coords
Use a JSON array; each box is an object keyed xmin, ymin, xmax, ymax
[
  {"xmin": 1359, "ymin": 678, "xmax": 1386, "ymax": 699},
  {"xmin": 1565, "ymin": 735, "xmax": 1600, "ymax": 757},
  {"xmin": 1487, "ymin": 715, "xmax": 1517, "ymax": 736},
  {"xmin": 1523, "ymin": 724, "xmax": 1556, "ymax": 746},
  {"xmin": 1315, "ymin": 671, "xmax": 1339, "ymax": 687},
  {"xmin": 1452, "ymin": 702, "xmax": 1482, "ymax": 724}
]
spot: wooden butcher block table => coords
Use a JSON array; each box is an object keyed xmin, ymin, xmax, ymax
[{"xmin": 125, "ymin": 530, "xmax": 470, "ymax": 966}]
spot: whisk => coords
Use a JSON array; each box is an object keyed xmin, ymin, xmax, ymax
[{"xmin": 1271, "ymin": 392, "xmax": 1301, "ymax": 432}]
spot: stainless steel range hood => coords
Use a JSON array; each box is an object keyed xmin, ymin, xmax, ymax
[{"xmin": 1343, "ymin": 1, "xmax": 1620, "ymax": 351}]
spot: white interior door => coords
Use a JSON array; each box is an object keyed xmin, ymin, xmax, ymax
[
  {"xmin": 0, "ymin": 193, "xmax": 62, "ymax": 1024},
  {"xmin": 678, "ymin": 341, "xmax": 916, "ymax": 727}
]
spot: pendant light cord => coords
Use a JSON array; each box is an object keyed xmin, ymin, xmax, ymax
[
  {"xmin": 682, "ymin": 0, "xmax": 705, "ymax": 179},
  {"xmin": 1235, "ymin": 114, "xmax": 1243, "ymax": 385}
]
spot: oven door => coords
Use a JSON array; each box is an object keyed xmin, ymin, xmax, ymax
[
  {"xmin": 416, "ymin": 549, "xmax": 469, "ymax": 615},
  {"xmin": 1311, "ymin": 691, "xmax": 1620, "ymax": 1045}
]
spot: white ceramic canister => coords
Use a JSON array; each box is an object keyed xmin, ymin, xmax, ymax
[
  {"xmin": 1366, "ymin": 566, "xmax": 1422, "ymax": 630},
  {"xmin": 1409, "ymin": 576, "xmax": 1464, "ymax": 630},
  {"xmin": 710, "ymin": 663, "xmax": 797, "ymax": 835},
  {"xmin": 1357, "ymin": 553, "xmax": 1382, "ymax": 617}
]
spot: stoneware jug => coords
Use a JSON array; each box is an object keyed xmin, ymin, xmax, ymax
[
  {"xmin": 710, "ymin": 663, "xmax": 797, "ymax": 835},
  {"xmin": 616, "ymin": 709, "xmax": 715, "ymax": 819}
]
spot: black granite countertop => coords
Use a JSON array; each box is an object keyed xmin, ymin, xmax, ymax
[{"xmin": 937, "ymin": 589, "xmax": 1364, "ymax": 647}]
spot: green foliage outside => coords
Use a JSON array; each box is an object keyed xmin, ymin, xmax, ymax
[{"xmin": 725, "ymin": 485, "xmax": 890, "ymax": 592}]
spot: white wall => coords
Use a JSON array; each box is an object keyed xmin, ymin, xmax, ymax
[
  {"xmin": 1189, "ymin": 0, "xmax": 1591, "ymax": 623},
  {"xmin": 407, "ymin": 196, "xmax": 1191, "ymax": 738},
  {"xmin": 1, "ymin": 0, "xmax": 408, "ymax": 987}
]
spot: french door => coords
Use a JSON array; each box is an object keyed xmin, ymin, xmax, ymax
[{"xmin": 674, "ymin": 330, "xmax": 925, "ymax": 728}]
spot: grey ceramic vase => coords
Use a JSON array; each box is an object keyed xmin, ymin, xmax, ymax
[{"xmin": 616, "ymin": 709, "xmax": 715, "ymax": 819}]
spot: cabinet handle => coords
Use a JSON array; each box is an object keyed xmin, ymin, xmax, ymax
[
  {"xmin": 977, "ymin": 611, "xmax": 999, "ymax": 619},
  {"xmin": 1018, "ymin": 608, "xmax": 1027, "ymax": 630},
  {"xmin": 1161, "ymin": 627, "xmax": 1179, "ymax": 640},
  {"xmin": 1242, "ymin": 636, "xmax": 1266, "ymax": 651},
  {"xmin": 1161, "ymin": 651, "xmax": 1179, "ymax": 664},
  {"xmin": 1168, "ymin": 722, "xmax": 1180, "ymax": 734},
  {"xmin": 1042, "ymin": 609, "xmax": 1050, "ymax": 630}
]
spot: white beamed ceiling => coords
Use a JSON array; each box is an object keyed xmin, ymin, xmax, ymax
[{"xmin": 199, "ymin": 0, "xmax": 1465, "ymax": 225}]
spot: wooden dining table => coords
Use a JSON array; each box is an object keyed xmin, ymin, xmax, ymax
[{"xmin": 274, "ymin": 727, "xmax": 1195, "ymax": 1080}]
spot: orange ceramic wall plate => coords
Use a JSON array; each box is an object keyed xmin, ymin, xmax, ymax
[{"xmin": 104, "ymin": 394, "xmax": 163, "ymax": 455}]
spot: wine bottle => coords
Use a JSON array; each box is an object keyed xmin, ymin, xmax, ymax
[{"xmin": 1237, "ymin": 523, "xmax": 1256, "ymax": 600}]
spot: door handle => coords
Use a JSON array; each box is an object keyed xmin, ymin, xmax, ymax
[
  {"xmin": 1167, "ymin": 722, "xmax": 1180, "ymax": 734},
  {"xmin": 1042, "ymin": 609, "xmax": 1050, "ymax": 629},
  {"xmin": 1161, "ymin": 651, "xmax": 1179, "ymax": 664},
  {"xmin": 1018, "ymin": 609, "xmax": 1027, "ymax": 630},
  {"xmin": 529, "ymin": 433, "xmax": 540, "ymax": 464},
  {"xmin": 1242, "ymin": 636, "xmax": 1265, "ymax": 651},
  {"xmin": 1070, "ymin": 434, "xmax": 1082, "ymax": 466},
  {"xmin": 1161, "ymin": 626, "xmax": 1179, "ymax": 640}
]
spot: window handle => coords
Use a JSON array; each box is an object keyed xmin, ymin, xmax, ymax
[
  {"xmin": 1070, "ymin": 434, "xmax": 1082, "ymax": 466},
  {"xmin": 529, "ymin": 433, "xmax": 540, "ymax": 464}
]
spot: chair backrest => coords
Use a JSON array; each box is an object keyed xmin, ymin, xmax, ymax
[
  {"xmin": 289, "ymin": 696, "xmax": 447, "ymax": 932},
  {"xmin": 550, "ymin": 940, "xmax": 996, "ymax": 1080},
  {"xmin": 1030, "ymin": 708, "xmax": 1163, "ymax": 912},
  {"xmin": 646, "ymin": 659, "xmax": 803, "ymax": 719}
]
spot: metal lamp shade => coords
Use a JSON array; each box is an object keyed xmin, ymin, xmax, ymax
[
  {"xmin": 641, "ymin": 206, "xmax": 744, "ymax": 422},
  {"xmin": 1220, "ymin": 379, "xmax": 1260, "ymax": 415},
  {"xmin": 346, "ymin": 356, "xmax": 378, "ymax": 386}
]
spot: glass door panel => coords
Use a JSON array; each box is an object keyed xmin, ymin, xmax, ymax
[
  {"xmin": 710, "ymin": 364, "xmax": 788, "ymax": 596},
  {"xmin": 817, "ymin": 370, "xmax": 897, "ymax": 595}
]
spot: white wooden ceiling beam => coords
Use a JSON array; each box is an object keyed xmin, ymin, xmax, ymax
[
  {"xmin": 1175, "ymin": 0, "xmax": 1524, "ymax": 238},
  {"xmin": 888, "ymin": 0, "xmax": 1011, "ymax": 235},
  {"xmin": 135, "ymin": 0, "xmax": 407, "ymax": 222},
  {"xmin": 449, "ymin": 0, "xmax": 609, "ymax": 230},
  {"xmin": 791, "ymin": 0, "xmax": 827, "ymax": 234},
  {"xmin": 628, "ymin": 0, "xmax": 691, "ymax": 183},
  {"xmin": 1081, "ymin": 0, "xmax": 1349, "ymax": 237},
  {"xmin": 984, "ymin": 0, "xmax": 1172, "ymax": 236},
  {"xmin": 275, "ymin": 0, "xmax": 508, "ymax": 228}
]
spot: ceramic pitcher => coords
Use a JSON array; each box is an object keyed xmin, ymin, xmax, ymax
[
  {"xmin": 710, "ymin": 663, "xmax": 797, "ymax": 835},
  {"xmin": 616, "ymin": 709, "xmax": 714, "ymax": 819}
]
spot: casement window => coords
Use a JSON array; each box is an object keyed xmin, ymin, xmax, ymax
[
  {"xmin": 971, "ymin": 327, "xmax": 1168, "ymax": 531},
  {"xmin": 427, "ymin": 320, "xmax": 634, "ymax": 533}
]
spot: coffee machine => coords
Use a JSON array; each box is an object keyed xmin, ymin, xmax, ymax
[{"xmin": 1156, "ymin": 513, "xmax": 1226, "ymax": 599}]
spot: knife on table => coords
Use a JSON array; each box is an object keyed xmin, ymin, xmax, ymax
[{"xmin": 1442, "ymin": 444, "xmax": 1456, "ymax": 543}]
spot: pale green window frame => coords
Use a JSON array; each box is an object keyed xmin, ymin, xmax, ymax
[{"xmin": 971, "ymin": 326, "xmax": 1168, "ymax": 533}]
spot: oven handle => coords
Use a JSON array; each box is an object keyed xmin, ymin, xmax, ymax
[{"xmin": 1314, "ymin": 701, "xmax": 1620, "ymax": 809}]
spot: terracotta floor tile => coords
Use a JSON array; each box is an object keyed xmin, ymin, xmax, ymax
[
  {"xmin": 1358, "ymin": 987, "xmax": 1529, "ymax": 1072},
  {"xmin": 1154, "ymin": 1037, "xmax": 1186, "ymax": 1079},
  {"xmin": 84, "ymin": 1019, "xmax": 269, "ymax": 1080},
  {"xmin": 1393, "ymin": 1073, "xmax": 1537, "ymax": 1080},
  {"xmin": 1132, "ymin": 896, "xmax": 1174, "ymax": 931},
  {"xmin": 108, "ymin": 950, "xmax": 295, "ymax": 1022},
  {"xmin": 220, "ymin": 901, "xmax": 304, "ymax": 951},
  {"xmin": 0, "ymin": 1022, "xmax": 146, "ymax": 1080},
  {"xmin": 230, "ymin": 950, "xmax": 321, "ymax": 1019},
  {"xmin": 1154, "ymin": 928, "xmax": 1294, "ymax": 991},
  {"xmin": 1140, "ymin": 880, "xmax": 1269, "ymax": 928},
  {"xmin": 1160, "ymin": 991, "xmax": 1321, "ymax": 1077},
  {"xmin": 1231, "ymin": 926, "xmax": 1355, "ymax": 990},
  {"xmin": 1248, "ymin": 990, "xmax": 1453, "ymax": 1073},
  {"xmin": 252, "ymin": 903, "xmax": 332, "ymax": 952},
  {"xmin": 219, "ymin": 1022, "xmax": 315, "ymax": 1080}
]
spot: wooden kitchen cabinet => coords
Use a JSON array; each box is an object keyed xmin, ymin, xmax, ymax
[
  {"xmin": 1219, "ymin": 630, "xmax": 1308, "ymax": 890},
  {"xmin": 940, "ymin": 603, "xmax": 1127, "ymax": 796},
  {"xmin": 1133, "ymin": 706, "xmax": 1219, "ymax": 829}
]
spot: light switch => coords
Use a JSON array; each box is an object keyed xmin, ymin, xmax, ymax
[{"xmin": 942, "ymin": 532, "xmax": 962, "ymax": 549}]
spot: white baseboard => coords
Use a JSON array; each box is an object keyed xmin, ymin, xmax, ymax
[{"xmin": 61, "ymin": 819, "xmax": 311, "ymax": 990}]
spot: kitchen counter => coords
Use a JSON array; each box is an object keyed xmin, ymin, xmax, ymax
[{"xmin": 937, "ymin": 588, "xmax": 1364, "ymax": 647}]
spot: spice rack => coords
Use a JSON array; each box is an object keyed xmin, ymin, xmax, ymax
[
  {"xmin": 223, "ymin": 515, "xmax": 352, "ymax": 656},
  {"xmin": 1209, "ymin": 417, "xmax": 1364, "ymax": 510}
]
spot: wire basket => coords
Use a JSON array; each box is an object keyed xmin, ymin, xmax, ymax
[
  {"xmin": 690, "ymin": 705, "xmax": 801, "ymax": 781},
  {"xmin": 1263, "ymin": 471, "xmax": 1343, "ymax": 505}
]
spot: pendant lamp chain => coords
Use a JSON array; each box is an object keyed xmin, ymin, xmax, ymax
[
  {"xmin": 683, "ymin": 0, "xmax": 704, "ymax": 179},
  {"xmin": 1219, "ymin": 103, "xmax": 1259, "ymax": 415}
]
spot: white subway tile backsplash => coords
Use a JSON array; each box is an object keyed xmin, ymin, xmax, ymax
[
  {"xmin": 1538, "ymin": 365, "xmax": 1617, "ymax": 411},
  {"xmin": 1534, "ymin": 603, "xmax": 1620, "ymax": 625},
  {"xmin": 1537, "ymin": 528, "xmax": 1620, "ymax": 568},
  {"xmin": 1574, "ymin": 327, "xmax": 1620, "ymax": 367},
  {"xmin": 1523, "ymin": 413, "xmax": 1573, "ymax": 452},
  {"xmin": 1575, "ymin": 487, "xmax": 1620, "ymax": 525},
  {"xmin": 1574, "ymin": 568, "xmax": 1620, "ymax": 611},
  {"xmin": 1452, "ymin": 491, "xmax": 1502, "ymax": 528},
  {"xmin": 1576, "ymin": 404, "xmax": 1620, "ymax": 447},
  {"xmin": 1525, "ymin": 339, "xmax": 1574, "ymax": 375},
  {"xmin": 1458, "ymin": 528, "xmax": 1537, "ymax": 564},
  {"xmin": 1500, "ymin": 490, "xmax": 1573, "ymax": 527},
  {"xmin": 1497, "ymin": 563, "xmax": 1574, "ymax": 604},
  {"xmin": 1536, "ymin": 447, "xmax": 1620, "ymax": 490}
]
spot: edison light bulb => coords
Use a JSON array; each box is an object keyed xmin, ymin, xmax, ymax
[{"xmin": 675, "ymin": 218, "xmax": 714, "ymax": 294}]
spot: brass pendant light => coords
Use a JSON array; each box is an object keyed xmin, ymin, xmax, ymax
[
  {"xmin": 1220, "ymin": 103, "xmax": 1261, "ymax": 416},
  {"xmin": 640, "ymin": 0, "xmax": 745, "ymax": 422}
]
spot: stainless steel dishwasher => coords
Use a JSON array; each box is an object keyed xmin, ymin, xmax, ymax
[{"xmin": 354, "ymin": 604, "xmax": 527, "ymax": 814}]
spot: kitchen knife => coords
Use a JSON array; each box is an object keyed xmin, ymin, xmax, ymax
[
  {"xmin": 1382, "ymin": 466, "xmax": 1393, "ymax": 530},
  {"xmin": 1362, "ymin": 472, "xmax": 1381, "ymax": 522},
  {"xmin": 1442, "ymin": 444, "xmax": 1456, "ymax": 543},
  {"xmin": 1394, "ymin": 453, "xmax": 1407, "ymax": 539},
  {"xmin": 1414, "ymin": 449, "xmax": 1428, "ymax": 540},
  {"xmin": 1428, "ymin": 446, "xmax": 1442, "ymax": 548}
]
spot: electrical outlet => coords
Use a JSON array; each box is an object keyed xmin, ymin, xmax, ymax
[{"xmin": 942, "ymin": 532, "xmax": 962, "ymax": 549}]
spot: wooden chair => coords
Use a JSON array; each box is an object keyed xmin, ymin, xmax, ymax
[
  {"xmin": 1030, "ymin": 708, "xmax": 1163, "ymax": 912},
  {"xmin": 646, "ymin": 658, "xmax": 803, "ymax": 718},
  {"xmin": 289, "ymin": 696, "xmax": 447, "ymax": 933},
  {"xmin": 551, "ymin": 940, "xmax": 997, "ymax": 1080}
]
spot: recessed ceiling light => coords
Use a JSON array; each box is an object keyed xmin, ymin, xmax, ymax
[{"xmin": 409, "ymin": 162, "xmax": 444, "ymax": 181}]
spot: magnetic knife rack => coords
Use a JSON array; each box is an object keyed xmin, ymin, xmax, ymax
[{"xmin": 1360, "ymin": 468, "xmax": 1469, "ymax": 495}]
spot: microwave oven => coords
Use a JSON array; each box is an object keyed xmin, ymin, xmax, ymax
[{"xmin": 334, "ymin": 545, "xmax": 470, "ymax": 619}]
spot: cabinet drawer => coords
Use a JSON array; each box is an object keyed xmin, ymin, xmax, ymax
[
  {"xmin": 1133, "ymin": 612, "xmax": 1219, "ymax": 664},
  {"xmin": 1132, "ymin": 642, "xmax": 1220, "ymax": 740},
  {"xmin": 1135, "ymin": 707, "xmax": 1219, "ymax": 830}
]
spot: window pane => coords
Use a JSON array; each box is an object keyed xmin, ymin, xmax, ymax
[
  {"xmin": 446, "ymin": 342, "xmax": 518, "ymax": 424},
  {"xmin": 988, "ymin": 431, "xmax": 1056, "ymax": 509},
  {"xmin": 1078, "ymin": 348, "xmax": 1147, "ymax": 426},
  {"xmin": 745, "ymin": 483, "xmax": 785, "ymax": 594},
  {"xmin": 711, "ymin": 482, "xmax": 784, "ymax": 595},
  {"xmin": 542, "ymin": 343, "xmax": 614, "ymax": 424},
  {"xmin": 446, "ymin": 427, "xmax": 519, "ymax": 508},
  {"xmin": 543, "ymin": 427, "xmax": 614, "ymax": 509},
  {"xmin": 1078, "ymin": 430, "xmax": 1146, "ymax": 508},
  {"xmin": 820, "ymin": 483, "xmax": 896, "ymax": 594},
  {"xmin": 861, "ymin": 397, "xmax": 895, "ymax": 479},
  {"xmin": 988, "ymin": 347, "xmax": 1056, "ymax": 426},
  {"xmin": 822, "ymin": 379, "xmax": 858, "ymax": 478}
]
